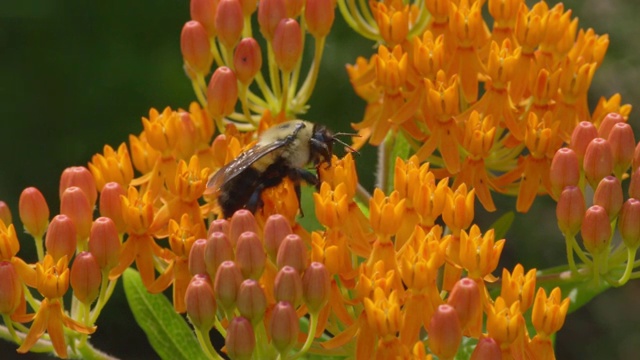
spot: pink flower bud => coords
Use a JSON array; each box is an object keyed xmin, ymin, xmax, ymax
[
  {"xmin": 0, "ymin": 261, "xmax": 22, "ymax": 315},
  {"xmin": 277, "ymin": 234, "xmax": 307, "ymax": 273},
  {"xmin": 45, "ymin": 215, "xmax": 77, "ymax": 262},
  {"xmin": 570, "ymin": 121, "xmax": 598, "ymax": 164},
  {"xmin": 274, "ymin": 265, "xmax": 302, "ymax": 305},
  {"xmin": 608, "ymin": 122, "xmax": 635, "ymax": 177},
  {"xmin": 593, "ymin": 176, "xmax": 623, "ymax": 220},
  {"xmin": 229, "ymin": 209, "xmax": 258, "ymax": 246},
  {"xmin": 240, "ymin": 0, "xmax": 259, "ymax": 16},
  {"xmin": 634, "ymin": 142, "xmax": 640, "ymax": 171},
  {"xmin": 631, "ymin": 168, "xmax": 640, "ymax": 200},
  {"xmin": 60, "ymin": 166, "xmax": 98, "ymax": 210},
  {"xmin": 302, "ymin": 262, "xmax": 330, "ymax": 313},
  {"xmin": 284, "ymin": 0, "xmax": 304, "ymax": 17},
  {"xmin": 0, "ymin": 201, "xmax": 11, "ymax": 226},
  {"xmin": 583, "ymin": 138, "xmax": 613, "ymax": 189},
  {"xmin": 214, "ymin": 260, "xmax": 243, "ymax": 311},
  {"xmin": 304, "ymin": 0, "xmax": 335, "ymax": 38},
  {"xmin": 234, "ymin": 38, "xmax": 263, "ymax": 85},
  {"xmin": 447, "ymin": 278, "xmax": 482, "ymax": 331},
  {"xmin": 207, "ymin": 66, "xmax": 238, "ymax": 118},
  {"xmin": 70, "ymin": 252, "xmax": 102, "ymax": 304},
  {"xmin": 549, "ymin": 148, "xmax": 580, "ymax": 200},
  {"xmin": 189, "ymin": 238, "xmax": 208, "ymax": 275},
  {"xmin": 258, "ymin": 0, "xmax": 287, "ymax": 41},
  {"xmin": 237, "ymin": 279, "xmax": 267, "ymax": 324},
  {"xmin": 215, "ymin": 0, "xmax": 244, "ymax": 49},
  {"xmin": 208, "ymin": 218, "xmax": 229, "ymax": 237},
  {"xmin": 264, "ymin": 214, "xmax": 293, "ymax": 262},
  {"xmin": 205, "ymin": 232, "xmax": 234, "ymax": 278},
  {"xmin": 556, "ymin": 186, "xmax": 585, "ymax": 237},
  {"xmin": 190, "ymin": 0, "xmax": 219, "ymax": 37},
  {"xmin": 236, "ymin": 231, "xmax": 266, "ymax": 280},
  {"xmin": 428, "ymin": 304, "xmax": 462, "ymax": 359},
  {"xmin": 226, "ymin": 317, "xmax": 256, "ymax": 359},
  {"xmin": 581, "ymin": 205, "xmax": 611, "ymax": 255},
  {"xmin": 269, "ymin": 301, "xmax": 299, "ymax": 353},
  {"xmin": 99, "ymin": 182, "xmax": 127, "ymax": 234},
  {"xmin": 598, "ymin": 112, "xmax": 624, "ymax": 139},
  {"xmin": 19, "ymin": 187, "xmax": 50, "ymax": 238},
  {"xmin": 470, "ymin": 337, "xmax": 502, "ymax": 360},
  {"xmin": 181, "ymin": 21, "xmax": 213, "ymax": 76},
  {"xmin": 272, "ymin": 18, "xmax": 302, "ymax": 73},
  {"xmin": 61, "ymin": 187, "xmax": 93, "ymax": 247},
  {"xmin": 185, "ymin": 275, "xmax": 217, "ymax": 331},
  {"xmin": 88, "ymin": 217, "xmax": 121, "ymax": 271},
  {"xmin": 619, "ymin": 199, "xmax": 640, "ymax": 249}
]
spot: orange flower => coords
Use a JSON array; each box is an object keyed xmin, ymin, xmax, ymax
[
  {"xmin": 89, "ymin": 143, "xmax": 134, "ymax": 191},
  {"xmin": 458, "ymin": 225, "xmax": 504, "ymax": 280}
]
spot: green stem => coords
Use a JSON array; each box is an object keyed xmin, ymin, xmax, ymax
[
  {"xmin": 191, "ymin": 75, "xmax": 208, "ymax": 110},
  {"xmin": 291, "ymin": 312, "xmax": 319, "ymax": 359},
  {"xmin": 34, "ymin": 235, "xmax": 44, "ymax": 261},
  {"xmin": 292, "ymin": 36, "xmax": 326, "ymax": 112},
  {"xmin": 606, "ymin": 247, "xmax": 637, "ymax": 287},
  {"xmin": 565, "ymin": 234, "xmax": 578, "ymax": 274},
  {"xmin": 194, "ymin": 327, "xmax": 223, "ymax": 360}
]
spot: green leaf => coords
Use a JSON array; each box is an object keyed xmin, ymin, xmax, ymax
[
  {"xmin": 490, "ymin": 211, "xmax": 514, "ymax": 241},
  {"xmin": 455, "ymin": 337, "xmax": 478, "ymax": 359},
  {"xmin": 123, "ymin": 268, "xmax": 208, "ymax": 360}
]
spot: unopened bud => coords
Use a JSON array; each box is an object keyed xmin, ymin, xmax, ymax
[
  {"xmin": 272, "ymin": 18, "xmax": 302, "ymax": 73},
  {"xmin": 234, "ymin": 38, "xmax": 263, "ymax": 84},
  {"xmin": 556, "ymin": 186, "xmax": 585, "ymax": 237},
  {"xmin": 61, "ymin": 187, "xmax": 93, "ymax": 247},
  {"xmin": 593, "ymin": 176, "xmax": 623, "ymax": 220},
  {"xmin": 229, "ymin": 209, "xmax": 258, "ymax": 246},
  {"xmin": 207, "ymin": 66, "xmax": 238, "ymax": 118},
  {"xmin": 274, "ymin": 265, "xmax": 302, "ymax": 305},
  {"xmin": 428, "ymin": 304, "xmax": 462, "ymax": 359},
  {"xmin": 608, "ymin": 122, "xmax": 635, "ymax": 177},
  {"xmin": 70, "ymin": 252, "xmax": 101, "ymax": 304},
  {"xmin": 302, "ymin": 262, "xmax": 330, "ymax": 313},
  {"xmin": 447, "ymin": 278, "xmax": 482, "ymax": 331},
  {"xmin": 190, "ymin": 0, "xmax": 219, "ymax": 37},
  {"xmin": 0, "ymin": 261, "xmax": 22, "ymax": 315},
  {"xmin": 0, "ymin": 201, "xmax": 11, "ymax": 225},
  {"xmin": 619, "ymin": 199, "xmax": 640, "ymax": 249},
  {"xmin": 583, "ymin": 138, "xmax": 613, "ymax": 189},
  {"xmin": 88, "ymin": 217, "xmax": 121, "ymax": 271},
  {"xmin": 205, "ymin": 232, "xmax": 234, "ymax": 278},
  {"xmin": 99, "ymin": 182, "xmax": 127, "ymax": 233},
  {"xmin": 549, "ymin": 148, "xmax": 580, "ymax": 199},
  {"xmin": 240, "ymin": 0, "xmax": 259, "ymax": 16},
  {"xmin": 19, "ymin": 187, "xmax": 50, "ymax": 238},
  {"xmin": 269, "ymin": 301, "xmax": 299, "ymax": 353},
  {"xmin": 208, "ymin": 218, "xmax": 229, "ymax": 237},
  {"xmin": 598, "ymin": 112, "xmax": 624, "ymax": 139},
  {"xmin": 630, "ymin": 168, "xmax": 640, "ymax": 200},
  {"xmin": 214, "ymin": 260, "xmax": 243, "ymax": 312},
  {"xmin": 581, "ymin": 205, "xmax": 611, "ymax": 255},
  {"xmin": 237, "ymin": 279, "xmax": 267, "ymax": 324},
  {"xmin": 258, "ymin": 0, "xmax": 287, "ymax": 41},
  {"xmin": 215, "ymin": 0, "xmax": 244, "ymax": 49},
  {"xmin": 570, "ymin": 121, "xmax": 598, "ymax": 164},
  {"xmin": 226, "ymin": 317, "xmax": 256, "ymax": 360},
  {"xmin": 236, "ymin": 232, "xmax": 266, "ymax": 280},
  {"xmin": 470, "ymin": 337, "xmax": 502, "ymax": 360},
  {"xmin": 304, "ymin": 0, "xmax": 335, "ymax": 38},
  {"xmin": 189, "ymin": 238, "xmax": 208, "ymax": 275},
  {"xmin": 181, "ymin": 21, "xmax": 213, "ymax": 76},
  {"xmin": 185, "ymin": 275, "xmax": 217, "ymax": 331},
  {"xmin": 276, "ymin": 233, "xmax": 307, "ymax": 272},
  {"xmin": 45, "ymin": 215, "xmax": 77, "ymax": 262},
  {"xmin": 60, "ymin": 166, "xmax": 98, "ymax": 209},
  {"xmin": 264, "ymin": 214, "xmax": 292, "ymax": 262}
]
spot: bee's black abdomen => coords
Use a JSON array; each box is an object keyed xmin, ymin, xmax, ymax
[{"xmin": 218, "ymin": 167, "xmax": 261, "ymax": 218}]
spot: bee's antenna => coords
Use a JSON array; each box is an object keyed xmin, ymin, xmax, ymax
[{"xmin": 333, "ymin": 132, "xmax": 360, "ymax": 155}]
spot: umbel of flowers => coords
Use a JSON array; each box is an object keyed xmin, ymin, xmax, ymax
[{"xmin": 0, "ymin": 0, "xmax": 637, "ymax": 359}]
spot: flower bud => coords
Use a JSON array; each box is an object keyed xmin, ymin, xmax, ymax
[
  {"xmin": 428, "ymin": 304, "xmax": 462, "ymax": 359},
  {"xmin": 189, "ymin": 238, "xmax": 208, "ymax": 275},
  {"xmin": 608, "ymin": 122, "xmax": 635, "ymax": 177},
  {"xmin": 190, "ymin": 0, "xmax": 218, "ymax": 37},
  {"xmin": 229, "ymin": 209, "xmax": 258, "ymax": 246},
  {"xmin": 583, "ymin": 138, "xmax": 613, "ymax": 189},
  {"xmin": 277, "ymin": 233, "xmax": 307, "ymax": 272},
  {"xmin": 214, "ymin": 260, "xmax": 243, "ymax": 312},
  {"xmin": 215, "ymin": 0, "xmax": 244, "ymax": 49},
  {"xmin": 226, "ymin": 317, "xmax": 255, "ymax": 360},
  {"xmin": 45, "ymin": 215, "xmax": 77, "ymax": 262},
  {"xmin": 258, "ymin": 0, "xmax": 287, "ymax": 41},
  {"xmin": 630, "ymin": 168, "xmax": 640, "ymax": 200},
  {"xmin": 0, "ymin": 261, "xmax": 23, "ymax": 315},
  {"xmin": 470, "ymin": 337, "xmax": 502, "ymax": 360},
  {"xmin": 181, "ymin": 21, "xmax": 213, "ymax": 76},
  {"xmin": 207, "ymin": 66, "xmax": 238, "ymax": 118},
  {"xmin": 274, "ymin": 265, "xmax": 302, "ymax": 305},
  {"xmin": 634, "ymin": 142, "xmax": 640, "ymax": 171},
  {"xmin": 19, "ymin": 187, "xmax": 50, "ymax": 238},
  {"xmin": 234, "ymin": 38, "xmax": 263, "ymax": 84},
  {"xmin": 598, "ymin": 112, "xmax": 624, "ymax": 139},
  {"xmin": 208, "ymin": 218, "xmax": 229, "ymax": 237},
  {"xmin": 60, "ymin": 166, "xmax": 98, "ymax": 209},
  {"xmin": 272, "ymin": 18, "xmax": 302, "ymax": 73},
  {"xmin": 556, "ymin": 186, "xmax": 585, "ymax": 237},
  {"xmin": 99, "ymin": 182, "xmax": 127, "ymax": 233},
  {"xmin": 302, "ymin": 262, "xmax": 330, "ymax": 313},
  {"xmin": 304, "ymin": 0, "xmax": 335, "ymax": 38},
  {"xmin": 619, "ymin": 199, "xmax": 640, "ymax": 249},
  {"xmin": 593, "ymin": 176, "xmax": 623, "ymax": 220},
  {"xmin": 185, "ymin": 275, "xmax": 217, "ymax": 331},
  {"xmin": 447, "ymin": 278, "xmax": 482, "ymax": 331},
  {"xmin": 0, "ymin": 201, "xmax": 11, "ymax": 226},
  {"xmin": 237, "ymin": 279, "xmax": 267, "ymax": 324},
  {"xmin": 581, "ymin": 205, "xmax": 611, "ymax": 255},
  {"xmin": 70, "ymin": 251, "xmax": 102, "ymax": 304},
  {"xmin": 88, "ymin": 217, "xmax": 121, "ymax": 271},
  {"xmin": 549, "ymin": 148, "xmax": 580, "ymax": 199},
  {"xmin": 205, "ymin": 232, "xmax": 234, "ymax": 278},
  {"xmin": 240, "ymin": 0, "xmax": 259, "ymax": 16},
  {"xmin": 570, "ymin": 121, "xmax": 598, "ymax": 164},
  {"xmin": 236, "ymin": 231, "xmax": 266, "ymax": 280},
  {"xmin": 269, "ymin": 301, "xmax": 299, "ymax": 353},
  {"xmin": 61, "ymin": 186, "xmax": 93, "ymax": 244},
  {"xmin": 264, "ymin": 214, "xmax": 292, "ymax": 262}
]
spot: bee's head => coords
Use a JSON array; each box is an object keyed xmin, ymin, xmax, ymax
[{"xmin": 310, "ymin": 124, "xmax": 357, "ymax": 166}]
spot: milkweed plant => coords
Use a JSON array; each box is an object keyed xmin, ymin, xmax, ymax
[{"xmin": 0, "ymin": 0, "xmax": 637, "ymax": 359}]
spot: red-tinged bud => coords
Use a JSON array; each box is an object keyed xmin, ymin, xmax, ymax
[
  {"xmin": 0, "ymin": 261, "xmax": 22, "ymax": 315},
  {"xmin": 0, "ymin": 201, "xmax": 11, "ymax": 225},
  {"xmin": 239, "ymin": 0, "xmax": 258, "ymax": 16},
  {"xmin": 583, "ymin": 138, "xmax": 613, "ymax": 189},
  {"xmin": 229, "ymin": 209, "xmax": 258, "ymax": 246},
  {"xmin": 428, "ymin": 304, "xmax": 462, "ymax": 359},
  {"xmin": 593, "ymin": 176, "xmax": 623, "ymax": 220},
  {"xmin": 274, "ymin": 265, "xmax": 302, "ymax": 306},
  {"xmin": 264, "ymin": 214, "xmax": 292, "ymax": 262},
  {"xmin": 234, "ymin": 38, "xmax": 263, "ymax": 85},
  {"xmin": 181, "ymin": 21, "xmax": 214, "ymax": 76},
  {"xmin": 302, "ymin": 262, "xmax": 330, "ymax": 313},
  {"xmin": 631, "ymin": 168, "xmax": 640, "ymax": 200},
  {"xmin": 608, "ymin": 122, "xmax": 635, "ymax": 177},
  {"xmin": 226, "ymin": 317, "xmax": 256, "ymax": 360},
  {"xmin": 189, "ymin": 239, "xmax": 208, "ymax": 275},
  {"xmin": 447, "ymin": 278, "xmax": 481, "ymax": 331},
  {"xmin": 305, "ymin": 0, "xmax": 335, "ymax": 38},
  {"xmin": 258, "ymin": 0, "xmax": 287, "ymax": 41},
  {"xmin": 88, "ymin": 217, "xmax": 121, "ymax": 271},
  {"xmin": 61, "ymin": 187, "xmax": 93, "ymax": 244},
  {"xmin": 581, "ymin": 205, "xmax": 611, "ymax": 255},
  {"xmin": 556, "ymin": 186, "xmax": 585, "ymax": 237},
  {"xmin": 99, "ymin": 182, "xmax": 127, "ymax": 234},
  {"xmin": 619, "ymin": 199, "xmax": 640, "ymax": 249},
  {"xmin": 207, "ymin": 66, "xmax": 238, "ymax": 118},
  {"xmin": 60, "ymin": 166, "xmax": 98, "ymax": 209},
  {"xmin": 19, "ymin": 187, "xmax": 50, "ymax": 238},
  {"xmin": 634, "ymin": 142, "xmax": 640, "ymax": 171},
  {"xmin": 269, "ymin": 301, "xmax": 299, "ymax": 353},
  {"xmin": 549, "ymin": 148, "xmax": 580, "ymax": 199},
  {"xmin": 277, "ymin": 234, "xmax": 307, "ymax": 272},
  {"xmin": 236, "ymin": 232, "xmax": 266, "ymax": 280},
  {"xmin": 237, "ymin": 279, "xmax": 267, "ymax": 324},
  {"xmin": 45, "ymin": 215, "xmax": 77, "ymax": 262},
  {"xmin": 570, "ymin": 121, "xmax": 598, "ymax": 164},
  {"xmin": 70, "ymin": 251, "xmax": 101, "ymax": 304},
  {"xmin": 598, "ymin": 112, "xmax": 624, "ymax": 139},
  {"xmin": 185, "ymin": 275, "xmax": 217, "ymax": 331},
  {"xmin": 214, "ymin": 260, "xmax": 243, "ymax": 311},
  {"xmin": 272, "ymin": 18, "xmax": 302, "ymax": 73},
  {"xmin": 470, "ymin": 337, "xmax": 502, "ymax": 360},
  {"xmin": 215, "ymin": 0, "xmax": 244, "ymax": 49},
  {"xmin": 191, "ymin": 0, "xmax": 219, "ymax": 37},
  {"xmin": 284, "ymin": 0, "xmax": 304, "ymax": 17},
  {"xmin": 205, "ymin": 232, "xmax": 234, "ymax": 278},
  {"xmin": 208, "ymin": 218, "xmax": 229, "ymax": 237}
]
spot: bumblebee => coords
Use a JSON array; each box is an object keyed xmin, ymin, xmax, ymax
[{"xmin": 207, "ymin": 120, "xmax": 352, "ymax": 218}]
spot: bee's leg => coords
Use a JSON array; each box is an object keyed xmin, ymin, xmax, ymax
[
  {"xmin": 246, "ymin": 184, "xmax": 265, "ymax": 214},
  {"xmin": 288, "ymin": 168, "xmax": 318, "ymax": 217}
]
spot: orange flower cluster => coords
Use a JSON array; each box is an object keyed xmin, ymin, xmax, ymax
[{"xmin": 344, "ymin": 0, "xmax": 630, "ymax": 212}]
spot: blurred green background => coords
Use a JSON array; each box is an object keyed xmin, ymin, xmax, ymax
[{"xmin": 2, "ymin": 0, "xmax": 640, "ymax": 359}]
